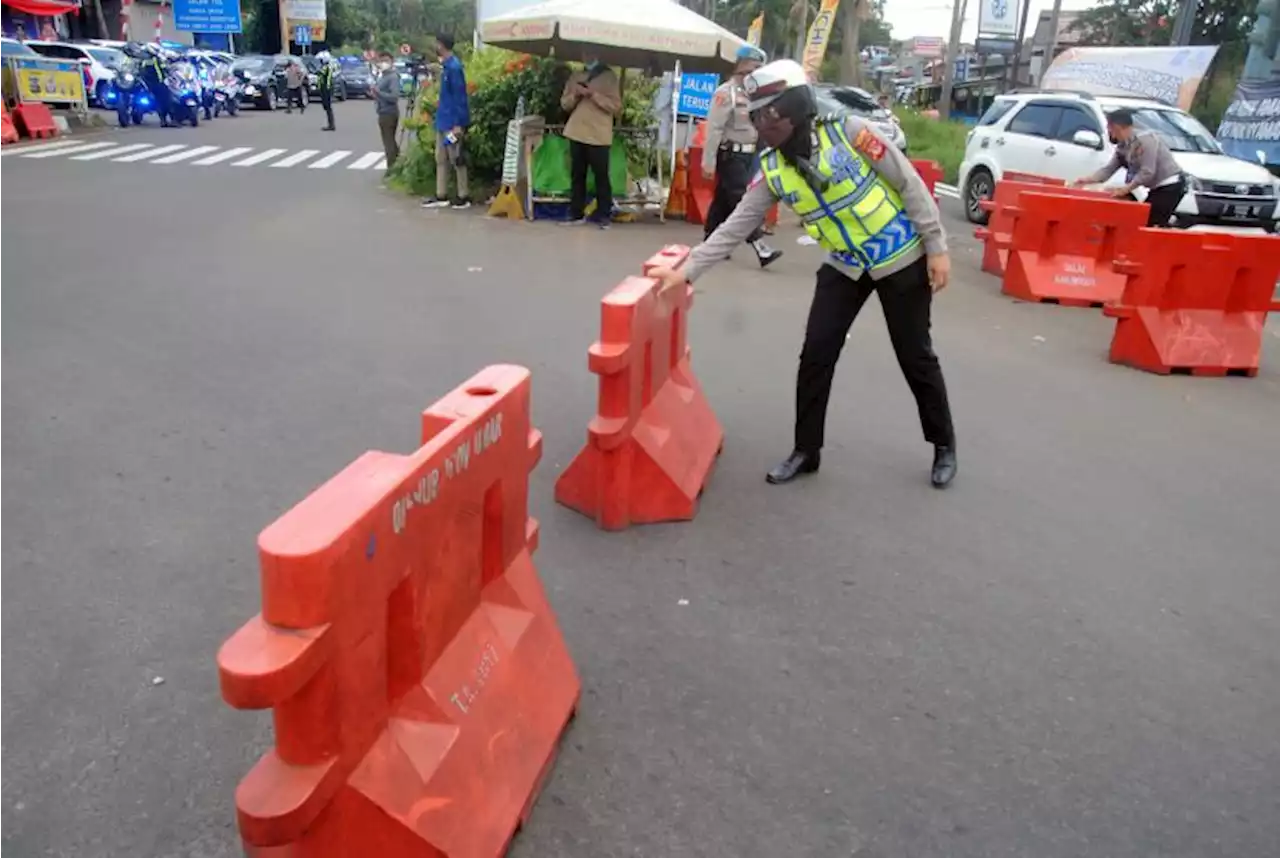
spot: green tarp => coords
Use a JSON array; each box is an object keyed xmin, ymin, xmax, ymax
[{"xmin": 531, "ymin": 135, "xmax": 629, "ymax": 198}]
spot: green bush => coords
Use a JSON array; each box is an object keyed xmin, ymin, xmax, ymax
[{"xmin": 894, "ymin": 108, "xmax": 969, "ymax": 184}]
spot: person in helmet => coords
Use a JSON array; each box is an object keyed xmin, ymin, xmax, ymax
[
  {"xmin": 136, "ymin": 44, "xmax": 173, "ymax": 127},
  {"xmin": 703, "ymin": 45, "xmax": 784, "ymax": 269},
  {"xmin": 316, "ymin": 50, "xmax": 337, "ymax": 131},
  {"xmin": 649, "ymin": 59, "xmax": 957, "ymax": 488}
]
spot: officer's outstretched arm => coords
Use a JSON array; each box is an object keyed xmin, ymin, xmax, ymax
[
  {"xmin": 842, "ymin": 116, "xmax": 947, "ymax": 257},
  {"xmin": 682, "ymin": 180, "xmax": 776, "ymax": 283}
]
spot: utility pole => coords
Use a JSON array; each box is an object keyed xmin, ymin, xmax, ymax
[
  {"xmin": 1005, "ymin": 0, "xmax": 1032, "ymax": 91},
  {"xmin": 795, "ymin": 1, "xmax": 809, "ymax": 61},
  {"xmin": 1045, "ymin": 0, "xmax": 1062, "ymax": 71},
  {"xmin": 938, "ymin": 0, "xmax": 967, "ymax": 121},
  {"xmin": 1170, "ymin": 0, "xmax": 1198, "ymax": 45}
]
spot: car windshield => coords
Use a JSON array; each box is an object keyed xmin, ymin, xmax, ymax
[
  {"xmin": 1109, "ymin": 105, "xmax": 1222, "ymax": 154},
  {"xmin": 233, "ymin": 56, "xmax": 273, "ymax": 72},
  {"xmin": 1, "ymin": 39, "xmax": 37, "ymax": 57},
  {"xmin": 87, "ymin": 47, "xmax": 124, "ymax": 66}
]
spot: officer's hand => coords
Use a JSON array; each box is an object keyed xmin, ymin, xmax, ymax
[
  {"xmin": 1107, "ymin": 185, "xmax": 1131, "ymax": 198},
  {"xmin": 926, "ymin": 253, "xmax": 951, "ymax": 293},
  {"xmin": 701, "ymin": 165, "xmax": 715, "ymax": 181},
  {"xmin": 649, "ymin": 265, "xmax": 687, "ymax": 298}
]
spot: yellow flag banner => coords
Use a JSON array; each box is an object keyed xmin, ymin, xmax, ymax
[
  {"xmin": 747, "ymin": 13, "xmax": 765, "ymax": 47},
  {"xmin": 802, "ymin": 0, "xmax": 840, "ymax": 81}
]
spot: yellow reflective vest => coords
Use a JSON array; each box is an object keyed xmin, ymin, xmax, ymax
[{"xmin": 760, "ymin": 119, "xmax": 920, "ymax": 272}]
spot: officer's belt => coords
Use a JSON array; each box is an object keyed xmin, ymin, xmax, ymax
[{"xmin": 719, "ymin": 142, "xmax": 756, "ymax": 154}]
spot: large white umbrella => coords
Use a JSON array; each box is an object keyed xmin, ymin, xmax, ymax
[{"xmin": 479, "ymin": 0, "xmax": 750, "ymax": 74}]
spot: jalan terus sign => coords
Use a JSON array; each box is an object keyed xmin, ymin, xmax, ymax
[{"xmin": 283, "ymin": 0, "xmax": 327, "ymax": 42}]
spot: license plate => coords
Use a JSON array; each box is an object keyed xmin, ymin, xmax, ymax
[{"xmin": 1225, "ymin": 204, "xmax": 1258, "ymax": 218}]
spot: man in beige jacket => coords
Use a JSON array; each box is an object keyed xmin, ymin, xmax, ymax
[{"xmin": 559, "ymin": 54, "xmax": 622, "ymax": 227}]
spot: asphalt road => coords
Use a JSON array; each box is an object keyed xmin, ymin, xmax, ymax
[{"xmin": 4, "ymin": 102, "xmax": 1280, "ymax": 858}]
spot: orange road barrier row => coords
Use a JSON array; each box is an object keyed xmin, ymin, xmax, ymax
[
  {"xmin": 974, "ymin": 179, "xmax": 1107, "ymax": 277},
  {"xmin": 555, "ymin": 246, "xmax": 724, "ymax": 531},
  {"xmin": 218, "ymin": 365, "xmax": 579, "ymax": 857},
  {"xmin": 998, "ymin": 191, "xmax": 1149, "ymax": 307},
  {"xmin": 1104, "ymin": 229, "xmax": 1280, "ymax": 377},
  {"xmin": 911, "ymin": 159, "xmax": 944, "ymax": 201}
]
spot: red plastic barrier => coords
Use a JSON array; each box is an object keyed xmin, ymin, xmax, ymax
[
  {"xmin": 12, "ymin": 103, "xmax": 59, "ymax": 139},
  {"xmin": 1, "ymin": 104, "xmax": 18, "ymax": 145},
  {"xmin": 974, "ymin": 181, "xmax": 1108, "ymax": 276},
  {"xmin": 686, "ymin": 122, "xmax": 713, "ymax": 225},
  {"xmin": 555, "ymin": 246, "xmax": 724, "ymax": 530},
  {"xmin": 1000, "ymin": 191, "xmax": 1149, "ymax": 307},
  {"xmin": 1104, "ymin": 230, "xmax": 1280, "ymax": 376},
  {"xmin": 217, "ymin": 365, "xmax": 579, "ymax": 857},
  {"xmin": 1001, "ymin": 171, "xmax": 1066, "ymax": 186},
  {"xmin": 911, "ymin": 159, "xmax": 944, "ymax": 201}
]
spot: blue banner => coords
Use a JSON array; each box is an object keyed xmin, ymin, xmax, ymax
[
  {"xmin": 677, "ymin": 73, "xmax": 719, "ymax": 119},
  {"xmin": 173, "ymin": 0, "xmax": 243, "ymax": 33},
  {"xmin": 1217, "ymin": 78, "xmax": 1280, "ymax": 168}
]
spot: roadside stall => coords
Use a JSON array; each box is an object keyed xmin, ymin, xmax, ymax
[
  {"xmin": 478, "ymin": 0, "xmax": 746, "ymax": 221},
  {"xmin": 2, "ymin": 4, "xmax": 88, "ymax": 138}
]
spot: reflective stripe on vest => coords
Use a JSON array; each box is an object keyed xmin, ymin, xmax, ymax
[{"xmin": 760, "ymin": 121, "xmax": 920, "ymax": 271}]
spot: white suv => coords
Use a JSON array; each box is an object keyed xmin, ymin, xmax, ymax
[
  {"xmin": 958, "ymin": 91, "xmax": 1280, "ymax": 233},
  {"xmin": 26, "ymin": 40, "xmax": 124, "ymax": 107}
]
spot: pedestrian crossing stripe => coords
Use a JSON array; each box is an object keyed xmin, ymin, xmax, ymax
[{"xmin": 10, "ymin": 141, "xmax": 391, "ymax": 171}]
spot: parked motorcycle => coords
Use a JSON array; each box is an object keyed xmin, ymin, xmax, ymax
[
  {"xmin": 211, "ymin": 62, "xmax": 242, "ymax": 118},
  {"xmin": 102, "ymin": 60, "xmax": 156, "ymax": 127},
  {"xmin": 165, "ymin": 61, "xmax": 202, "ymax": 127}
]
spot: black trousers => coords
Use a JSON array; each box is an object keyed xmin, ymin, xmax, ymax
[
  {"xmin": 286, "ymin": 86, "xmax": 305, "ymax": 112},
  {"xmin": 1134, "ymin": 178, "xmax": 1185, "ymax": 227},
  {"xmin": 320, "ymin": 89, "xmax": 334, "ymax": 128},
  {"xmin": 705, "ymin": 149, "xmax": 764, "ymax": 243},
  {"xmin": 570, "ymin": 140, "xmax": 612, "ymax": 222},
  {"xmin": 796, "ymin": 258, "xmax": 955, "ymax": 454}
]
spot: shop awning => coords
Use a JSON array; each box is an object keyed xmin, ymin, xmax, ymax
[{"xmin": 1, "ymin": 0, "xmax": 81, "ymax": 15}]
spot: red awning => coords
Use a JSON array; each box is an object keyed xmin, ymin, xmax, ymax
[{"xmin": 1, "ymin": 0, "xmax": 80, "ymax": 15}]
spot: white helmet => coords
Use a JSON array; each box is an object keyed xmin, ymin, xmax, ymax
[
  {"xmin": 743, "ymin": 59, "xmax": 809, "ymax": 112},
  {"xmin": 316, "ymin": 50, "xmax": 331, "ymax": 62}
]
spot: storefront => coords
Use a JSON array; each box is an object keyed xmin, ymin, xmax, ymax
[{"xmin": 2, "ymin": 0, "xmax": 79, "ymax": 41}]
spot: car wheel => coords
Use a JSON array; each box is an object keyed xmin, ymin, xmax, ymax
[
  {"xmin": 265, "ymin": 89, "xmax": 277, "ymax": 111},
  {"xmin": 1264, "ymin": 220, "xmax": 1277, "ymax": 235},
  {"xmin": 964, "ymin": 169, "xmax": 994, "ymax": 225},
  {"xmin": 338, "ymin": 83, "xmax": 346, "ymax": 101},
  {"xmin": 95, "ymin": 80, "xmax": 112, "ymax": 107}
]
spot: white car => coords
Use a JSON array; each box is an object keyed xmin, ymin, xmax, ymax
[
  {"xmin": 25, "ymin": 40, "xmax": 124, "ymax": 107},
  {"xmin": 958, "ymin": 91, "xmax": 1280, "ymax": 233}
]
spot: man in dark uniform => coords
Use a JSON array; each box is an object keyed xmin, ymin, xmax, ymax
[
  {"xmin": 702, "ymin": 45, "xmax": 782, "ymax": 268},
  {"xmin": 316, "ymin": 51, "xmax": 336, "ymax": 131},
  {"xmin": 1072, "ymin": 108, "xmax": 1185, "ymax": 227},
  {"xmin": 139, "ymin": 49, "xmax": 172, "ymax": 128}
]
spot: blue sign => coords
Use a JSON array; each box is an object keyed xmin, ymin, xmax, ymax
[
  {"xmin": 677, "ymin": 73, "xmax": 719, "ymax": 119},
  {"xmin": 1217, "ymin": 78, "xmax": 1280, "ymax": 167},
  {"xmin": 172, "ymin": 0, "xmax": 242, "ymax": 33},
  {"xmin": 294, "ymin": 25, "xmax": 312, "ymax": 46}
]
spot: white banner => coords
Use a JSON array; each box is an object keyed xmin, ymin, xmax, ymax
[
  {"xmin": 283, "ymin": 0, "xmax": 326, "ymax": 22},
  {"xmin": 1042, "ymin": 46, "xmax": 1219, "ymax": 111},
  {"xmin": 977, "ymin": 0, "xmax": 1018, "ymax": 38}
]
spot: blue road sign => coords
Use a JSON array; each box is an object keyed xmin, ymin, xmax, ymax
[
  {"xmin": 677, "ymin": 73, "xmax": 719, "ymax": 119},
  {"xmin": 295, "ymin": 25, "xmax": 312, "ymax": 46},
  {"xmin": 172, "ymin": 0, "xmax": 243, "ymax": 34}
]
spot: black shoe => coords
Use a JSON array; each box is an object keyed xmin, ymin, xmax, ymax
[
  {"xmin": 766, "ymin": 450, "xmax": 820, "ymax": 484},
  {"xmin": 322, "ymin": 125, "xmax": 335, "ymax": 131},
  {"xmin": 931, "ymin": 445, "xmax": 957, "ymax": 489},
  {"xmin": 750, "ymin": 239, "xmax": 783, "ymax": 268}
]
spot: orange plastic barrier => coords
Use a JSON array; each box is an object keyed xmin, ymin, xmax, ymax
[
  {"xmin": 13, "ymin": 103, "xmax": 59, "ymax": 139},
  {"xmin": 555, "ymin": 246, "xmax": 724, "ymax": 530},
  {"xmin": 217, "ymin": 365, "xmax": 579, "ymax": 857},
  {"xmin": 686, "ymin": 122, "xmax": 713, "ymax": 225},
  {"xmin": 665, "ymin": 149, "xmax": 688, "ymax": 219},
  {"xmin": 1, "ymin": 104, "xmax": 18, "ymax": 145},
  {"xmin": 999, "ymin": 191, "xmax": 1148, "ymax": 307},
  {"xmin": 974, "ymin": 181, "xmax": 1108, "ymax": 276},
  {"xmin": 1001, "ymin": 171, "xmax": 1066, "ymax": 186},
  {"xmin": 1104, "ymin": 230, "xmax": 1280, "ymax": 376},
  {"xmin": 911, "ymin": 159, "xmax": 944, "ymax": 201}
]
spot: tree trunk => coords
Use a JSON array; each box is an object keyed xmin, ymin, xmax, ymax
[
  {"xmin": 840, "ymin": 0, "xmax": 864, "ymax": 86},
  {"xmin": 90, "ymin": 0, "xmax": 110, "ymax": 39}
]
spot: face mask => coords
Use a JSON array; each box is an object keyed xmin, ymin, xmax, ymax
[
  {"xmin": 585, "ymin": 59, "xmax": 602, "ymax": 74},
  {"xmin": 379, "ymin": 62, "xmax": 392, "ymax": 72}
]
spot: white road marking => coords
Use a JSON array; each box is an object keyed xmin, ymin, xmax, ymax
[
  {"xmin": 346, "ymin": 151, "xmax": 383, "ymax": 170},
  {"xmin": 270, "ymin": 149, "xmax": 320, "ymax": 168},
  {"xmin": 2, "ymin": 138, "xmax": 94, "ymax": 156},
  {"xmin": 69, "ymin": 143, "xmax": 154, "ymax": 161},
  {"xmin": 115, "ymin": 144, "xmax": 187, "ymax": 162},
  {"xmin": 373, "ymin": 156, "xmax": 387, "ymax": 170},
  {"xmin": 193, "ymin": 146, "xmax": 252, "ymax": 165},
  {"xmin": 232, "ymin": 148, "xmax": 287, "ymax": 166},
  {"xmin": 21, "ymin": 141, "xmax": 117, "ymax": 159},
  {"xmin": 150, "ymin": 145, "xmax": 220, "ymax": 164},
  {"xmin": 308, "ymin": 150, "xmax": 351, "ymax": 169}
]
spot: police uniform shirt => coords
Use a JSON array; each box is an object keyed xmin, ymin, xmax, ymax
[
  {"xmin": 701, "ymin": 78, "xmax": 757, "ymax": 176},
  {"xmin": 685, "ymin": 115, "xmax": 947, "ymax": 283},
  {"xmin": 1084, "ymin": 128, "xmax": 1182, "ymax": 189}
]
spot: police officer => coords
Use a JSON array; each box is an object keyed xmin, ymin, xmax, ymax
[
  {"xmin": 316, "ymin": 51, "xmax": 337, "ymax": 131},
  {"xmin": 139, "ymin": 46, "xmax": 172, "ymax": 128},
  {"xmin": 1071, "ymin": 108, "xmax": 1185, "ymax": 227},
  {"xmin": 650, "ymin": 60, "xmax": 957, "ymax": 489},
  {"xmin": 702, "ymin": 45, "xmax": 783, "ymax": 268}
]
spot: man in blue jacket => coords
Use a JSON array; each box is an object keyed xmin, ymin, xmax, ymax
[{"xmin": 422, "ymin": 33, "xmax": 472, "ymax": 209}]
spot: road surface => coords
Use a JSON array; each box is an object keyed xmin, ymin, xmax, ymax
[{"xmin": 4, "ymin": 101, "xmax": 1279, "ymax": 858}]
